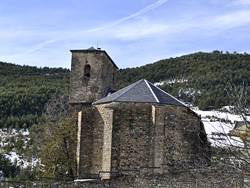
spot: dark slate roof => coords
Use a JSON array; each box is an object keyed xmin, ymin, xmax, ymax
[
  {"xmin": 93, "ymin": 79, "xmax": 186, "ymax": 106},
  {"xmin": 234, "ymin": 121, "xmax": 247, "ymax": 129}
]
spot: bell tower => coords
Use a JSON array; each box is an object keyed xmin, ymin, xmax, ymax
[{"xmin": 69, "ymin": 47, "xmax": 118, "ymax": 115}]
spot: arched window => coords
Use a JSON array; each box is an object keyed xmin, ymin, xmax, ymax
[{"xmin": 84, "ymin": 64, "xmax": 91, "ymax": 77}]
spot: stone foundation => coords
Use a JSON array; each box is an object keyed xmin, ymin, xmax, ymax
[{"xmin": 28, "ymin": 166, "xmax": 244, "ymax": 188}]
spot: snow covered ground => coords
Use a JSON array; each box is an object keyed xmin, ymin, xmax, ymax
[
  {"xmin": 6, "ymin": 151, "xmax": 38, "ymax": 168},
  {"xmin": 0, "ymin": 106, "xmax": 249, "ymax": 167},
  {"xmin": 193, "ymin": 106, "xmax": 250, "ymax": 147},
  {"xmin": 0, "ymin": 129, "xmax": 38, "ymax": 168}
]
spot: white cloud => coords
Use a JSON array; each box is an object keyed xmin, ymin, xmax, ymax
[
  {"xmin": 87, "ymin": 0, "xmax": 169, "ymax": 32},
  {"xmin": 33, "ymin": 7, "xmax": 250, "ymax": 51},
  {"xmin": 76, "ymin": 14, "xmax": 194, "ymax": 42},
  {"xmin": 86, "ymin": 8, "xmax": 250, "ymax": 41},
  {"xmin": 110, "ymin": 22, "xmax": 171, "ymax": 40},
  {"xmin": 229, "ymin": 0, "xmax": 250, "ymax": 6},
  {"xmin": 212, "ymin": 10, "xmax": 250, "ymax": 29},
  {"xmin": 26, "ymin": 39, "xmax": 58, "ymax": 53}
]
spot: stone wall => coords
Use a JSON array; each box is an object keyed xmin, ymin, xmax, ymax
[
  {"xmin": 77, "ymin": 102, "xmax": 210, "ymax": 178},
  {"xmin": 77, "ymin": 104, "xmax": 115, "ymax": 177},
  {"xmin": 77, "ymin": 107, "xmax": 95, "ymax": 175},
  {"xmin": 110, "ymin": 103, "xmax": 210, "ymax": 171},
  {"xmin": 69, "ymin": 49, "xmax": 117, "ymax": 115},
  {"xmin": 77, "ymin": 107, "xmax": 105, "ymax": 175},
  {"xmin": 111, "ymin": 102, "xmax": 154, "ymax": 170},
  {"xmin": 163, "ymin": 105, "xmax": 207, "ymax": 166},
  {"xmin": 28, "ymin": 166, "xmax": 244, "ymax": 188}
]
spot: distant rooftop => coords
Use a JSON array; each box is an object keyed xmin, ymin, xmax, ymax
[
  {"xmin": 93, "ymin": 79, "xmax": 186, "ymax": 106},
  {"xmin": 234, "ymin": 121, "xmax": 248, "ymax": 129}
]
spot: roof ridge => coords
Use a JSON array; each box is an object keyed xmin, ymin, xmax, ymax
[
  {"xmin": 93, "ymin": 79, "xmax": 187, "ymax": 106},
  {"xmin": 147, "ymin": 80, "xmax": 186, "ymax": 107},
  {"xmin": 87, "ymin": 46, "xmax": 96, "ymax": 50},
  {"xmin": 145, "ymin": 80, "xmax": 159, "ymax": 103},
  {"xmin": 113, "ymin": 79, "xmax": 144, "ymax": 101}
]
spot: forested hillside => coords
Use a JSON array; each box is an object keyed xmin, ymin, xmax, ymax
[
  {"xmin": 117, "ymin": 50, "xmax": 250, "ymax": 110},
  {"xmin": 1, "ymin": 50, "xmax": 250, "ymax": 128},
  {"xmin": 0, "ymin": 62, "xmax": 70, "ymax": 128}
]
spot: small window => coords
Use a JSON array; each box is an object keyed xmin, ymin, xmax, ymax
[{"xmin": 84, "ymin": 64, "xmax": 91, "ymax": 77}]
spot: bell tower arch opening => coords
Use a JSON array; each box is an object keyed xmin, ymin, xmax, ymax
[{"xmin": 84, "ymin": 64, "xmax": 91, "ymax": 77}]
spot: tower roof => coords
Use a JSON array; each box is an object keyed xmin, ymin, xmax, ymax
[
  {"xmin": 93, "ymin": 79, "xmax": 186, "ymax": 106},
  {"xmin": 70, "ymin": 47, "xmax": 118, "ymax": 69}
]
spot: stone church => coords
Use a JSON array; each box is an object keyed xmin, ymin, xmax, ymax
[{"xmin": 69, "ymin": 47, "xmax": 210, "ymax": 179}]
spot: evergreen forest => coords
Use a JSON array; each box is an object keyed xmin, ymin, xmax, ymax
[
  {"xmin": 1, "ymin": 50, "xmax": 250, "ymax": 129},
  {"xmin": 0, "ymin": 62, "xmax": 70, "ymax": 129},
  {"xmin": 117, "ymin": 50, "xmax": 250, "ymax": 110}
]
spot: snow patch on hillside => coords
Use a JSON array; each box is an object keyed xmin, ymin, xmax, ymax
[
  {"xmin": 0, "ymin": 129, "xmax": 37, "ymax": 168},
  {"xmin": 5, "ymin": 151, "xmax": 38, "ymax": 168},
  {"xmin": 193, "ymin": 107, "xmax": 249, "ymax": 147},
  {"xmin": 154, "ymin": 80, "xmax": 201, "ymax": 100},
  {"xmin": 154, "ymin": 79, "xmax": 188, "ymax": 86}
]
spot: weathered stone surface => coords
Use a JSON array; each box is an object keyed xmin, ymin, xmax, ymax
[
  {"xmin": 69, "ymin": 49, "xmax": 117, "ymax": 115},
  {"xmin": 28, "ymin": 166, "xmax": 244, "ymax": 188},
  {"xmin": 76, "ymin": 102, "xmax": 210, "ymax": 178}
]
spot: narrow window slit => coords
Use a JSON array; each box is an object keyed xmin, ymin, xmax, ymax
[{"xmin": 84, "ymin": 64, "xmax": 91, "ymax": 77}]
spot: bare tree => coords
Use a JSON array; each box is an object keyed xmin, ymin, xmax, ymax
[
  {"xmin": 203, "ymin": 83, "xmax": 250, "ymax": 186},
  {"xmin": 42, "ymin": 93, "xmax": 69, "ymax": 123},
  {"xmin": 225, "ymin": 82, "xmax": 249, "ymax": 118}
]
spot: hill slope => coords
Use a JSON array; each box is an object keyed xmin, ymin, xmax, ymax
[
  {"xmin": 0, "ymin": 62, "xmax": 70, "ymax": 128},
  {"xmin": 1, "ymin": 50, "xmax": 250, "ymax": 128},
  {"xmin": 117, "ymin": 50, "xmax": 250, "ymax": 110}
]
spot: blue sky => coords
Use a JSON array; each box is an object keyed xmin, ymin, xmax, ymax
[{"xmin": 1, "ymin": 0, "xmax": 250, "ymax": 69}]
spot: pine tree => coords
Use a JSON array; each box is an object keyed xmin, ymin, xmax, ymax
[{"xmin": 37, "ymin": 117, "xmax": 76, "ymax": 177}]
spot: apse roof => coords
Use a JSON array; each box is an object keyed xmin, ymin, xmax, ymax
[{"xmin": 93, "ymin": 79, "xmax": 186, "ymax": 106}]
